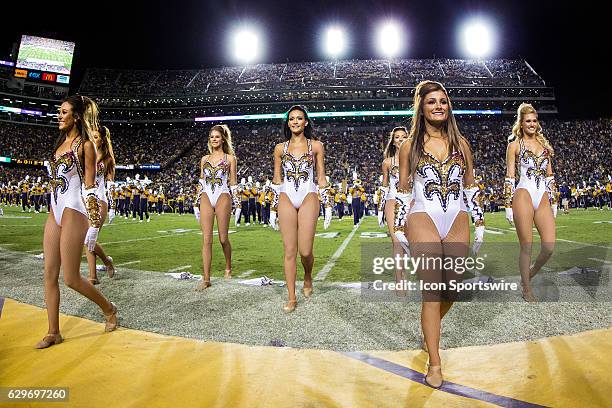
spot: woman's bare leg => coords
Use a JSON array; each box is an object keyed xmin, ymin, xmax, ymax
[
  {"xmin": 278, "ymin": 194, "xmax": 298, "ymax": 303},
  {"xmin": 215, "ymin": 194, "xmax": 232, "ymax": 274},
  {"xmin": 513, "ymin": 189, "xmax": 536, "ymax": 300},
  {"xmin": 60, "ymin": 209, "xmax": 114, "ymax": 314},
  {"xmin": 385, "ymin": 199, "xmax": 406, "ymax": 287},
  {"xmin": 199, "ymin": 194, "xmax": 215, "ymax": 286},
  {"xmin": 531, "ymin": 193, "xmax": 556, "ymax": 278},
  {"xmin": 297, "ymin": 193, "xmax": 319, "ymax": 292},
  {"xmin": 407, "ymin": 213, "xmax": 443, "ymax": 367},
  {"xmin": 440, "ymin": 212, "xmax": 470, "ymax": 320},
  {"xmin": 43, "ymin": 210, "xmax": 62, "ymax": 335}
]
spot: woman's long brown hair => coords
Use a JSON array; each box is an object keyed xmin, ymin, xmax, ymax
[{"xmin": 408, "ymin": 80, "xmax": 468, "ymax": 177}]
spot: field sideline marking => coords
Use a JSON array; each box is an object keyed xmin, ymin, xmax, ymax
[
  {"xmin": 341, "ymin": 352, "xmax": 547, "ymax": 407},
  {"xmin": 557, "ymin": 239, "xmax": 611, "ymax": 250},
  {"xmin": 116, "ymin": 260, "xmax": 141, "ymax": 267},
  {"xmin": 168, "ymin": 265, "xmax": 192, "ymax": 272},
  {"xmin": 315, "ymin": 222, "xmax": 360, "ymax": 281},
  {"xmin": 99, "ymin": 232, "xmax": 198, "ymax": 245}
]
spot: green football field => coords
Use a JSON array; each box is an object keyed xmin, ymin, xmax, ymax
[
  {"xmin": 18, "ymin": 44, "xmax": 73, "ymax": 70},
  {"xmin": 0, "ymin": 206, "xmax": 610, "ymax": 281}
]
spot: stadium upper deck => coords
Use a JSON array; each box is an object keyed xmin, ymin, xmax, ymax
[
  {"xmin": 0, "ymin": 58, "xmax": 556, "ymax": 126},
  {"xmin": 80, "ymin": 59, "xmax": 545, "ymax": 97}
]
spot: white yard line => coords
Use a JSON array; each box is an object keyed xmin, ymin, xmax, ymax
[
  {"xmin": 588, "ymin": 257, "xmax": 612, "ymax": 264},
  {"xmin": 557, "ymin": 239, "xmax": 611, "ymax": 250},
  {"xmin": 168, "ymin": 265, "xmax": 192, "ymax": 272},
  {"xmin": 238, "ymin": 269, "xmax": 256, "ymax": 278},
  {"xmin": 99, "ymin": 232, "xmax": 197, "ymax": 245},
  {"xmin": 315, "ymin": 223, "xmax": 360, "ymax": 282},
  {"xmin": 0, "ymin": 224, "xmax": 44, "ymax": 227},
  {"xmin": 115, "ymin": 260, "xmax": 142, "ymax": 267}
]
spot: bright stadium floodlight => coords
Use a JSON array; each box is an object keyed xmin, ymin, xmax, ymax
[
  {"xmin": 231, "ymin": 26, "xmax": 261, "ymax": 64},
  {"xmin": 323, "ymin": 26, "xmax": 347, "ymax": 59},
  {"xmin": 460, "ymin": 18, "xmax": 496, "ymax": 58},
  {"xmin": 376, "ymin": 21, "xmax": 403, "ymax": 58}
]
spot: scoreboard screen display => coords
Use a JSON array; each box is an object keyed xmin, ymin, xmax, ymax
[{"xmin": 14, "ymin": 35, "xmax": 75, "ymax": 85}]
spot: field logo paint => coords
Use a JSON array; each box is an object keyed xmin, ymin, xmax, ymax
[{"xmin": 360, "ymin": 232, "xmax": 387, "ymax": 239}]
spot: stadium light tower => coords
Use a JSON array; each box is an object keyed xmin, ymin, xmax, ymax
[
  {"xmin": 323, "ymin": 26, "xmax": 347, "ymax": 59},
  {"xmin": 460, "ymin": 18, "xmax": 496, "ymax": 58},
  {"xmin": 231, "ymin": 26, "xmax": 261, "ymax": 64},
  {"xmin": 376, "ymin": 21, "xmax": 404, "ymax": 58}
]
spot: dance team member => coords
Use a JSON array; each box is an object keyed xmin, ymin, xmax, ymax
[
  {"xmin": 269, "ymin": 105, "xmax": 332, "ymax": 313},
  {"xmin": 85, "ymin": 118, "xmax": 117, "ymax": 284},
  {"xmin": 37, "ymin": 95, "xmax": 118, "ymax": 349},
  {"xmin": 395, "ymin": 81, "xmax": 485, "ymax": 388},
  {"xmin": 194, "ymin": 124, "xmax": 240, "ymax": 290},
  {"xmin": 504, "ymin": 103, "xmax": 556, "ymax": 302},
  {"xmin": 378, "ymin": 126, "xmax": 410, "ymax": 287}
]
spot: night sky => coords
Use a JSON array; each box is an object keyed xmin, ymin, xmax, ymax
[{"xmin": 0, "ymin": 0, "xmax": 607, "ymax": 119}]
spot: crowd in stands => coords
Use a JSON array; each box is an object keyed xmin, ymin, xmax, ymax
[
  {"xmin": 80, "ymin": 59, "xmax": 546, "ymax": 98},
  {"xmin": 1, "ymin": 118, "xmax": 610, "ymax": 211}
]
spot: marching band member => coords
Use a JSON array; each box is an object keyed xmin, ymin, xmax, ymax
[
  {"xmin": 139, "ymin": 176, "xmax": 151, "ymax": 222},
  {"xmin": 238, "ymin": 177, "xmax": 248, "ymax": 226},
  {"xmin": 348, "ymin": 176, "xmax": 364, "ymax": 225},
  {"xmin": 177, "ymin": 189, "xmax": 186, "ymax": 215},
  {"xmin": 156, "ymin": 189, "xmax": 165, "ymax": 214},
  {"xmin": 19, "ymin": 175, "xmax": 31, "ymax": 212},
  {"xmin": 262, "ymin": 179, "xmax": 272, "ymax": 226},
  {"xmin": 247, "ymin": 176, "xmax": 257, "ymax": 224}
]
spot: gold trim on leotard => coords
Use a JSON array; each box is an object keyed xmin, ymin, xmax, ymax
[
  {"xmin": 202, "ymin": 159, "xmax": 228, "ymax": 192},
  {"xmin": 282, "ymin": 140, "xmax": 314, "ymax": 192},
  {"xmin": 416, "ymin": 151, "xmax": 465, "ymax": 212},
  {"xmin": 519, "ymin": 139, "xmax": 549, "ymax": 190}
]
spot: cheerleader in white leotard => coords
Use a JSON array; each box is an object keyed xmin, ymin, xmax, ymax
[
  {"xmin": 195, "ymin": 125, "xmax": 239, "ymax": 290},
  {"xmin": 270, "ymin": 105, "xmax": 331, "ymax": 313},
  {"xmin": 394, "ymin": 81, "xmax": 485, "ymax": 389},
  {"xmin": 280, "ymin": 138, "xmax": 318, "ymax": 208},
  {"xmin": 47, "ymin": 138, "xmax": 88, "ymax": 226},
  {"xmin": 37, "ymin": 95, "xmax": 117, "ymax": 350},
  {"xmin": 86, "ymin": 125, "xmax": 117, "ymax": 285},
  {"xmin": 410, "ymin": 150, "xmax": 469, "ymax": 240},
  {"xmin": 505, "ymin": 103, "xmax": 556, "ymax": 303},
  {"xmin": 515, "ymin": 138, "xmax": 551, "ymax": 210},
  {"xmin": 198, "ymin": 154, "xmax": 230, "ymax": 208},
  {"xmin": 378, "ymin": 126, "xmax": 409, "ymax": 232},
  {"xmin": 378, "ymin": 127, "xmax": 410, "ymax": 293}
]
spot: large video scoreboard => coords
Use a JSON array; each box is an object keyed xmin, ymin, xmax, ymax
[{"xmin": 13, "ymin": 35, "xmax": 75, "ymax": 85}]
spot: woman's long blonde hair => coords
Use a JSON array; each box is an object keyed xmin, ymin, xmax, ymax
[
  {"xmin": 408, "ymin": 80, "xmax": 468, "ymax": 177},
  {"xmin": 509, "ymin": 103, "xmax": 554, "ymax": 156},
  {"xmin": 208, "ymin": 124, "xmax": 235, "ymax": 155},
  {"xmin": 97, "ymin": 126, "xmax": 116, "ymax": 180}
]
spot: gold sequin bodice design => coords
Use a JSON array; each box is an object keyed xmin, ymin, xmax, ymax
[{"xmin": 415, "ymin": 151, "xmax": 466, "ymax": 212}]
